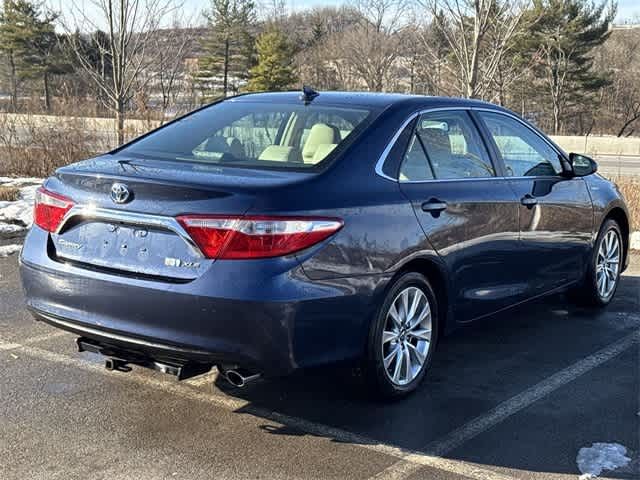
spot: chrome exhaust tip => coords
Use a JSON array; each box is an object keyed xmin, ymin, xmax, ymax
[{"xmin": 223, "ymin": 368, "xmax": 261, "ymax": 388}]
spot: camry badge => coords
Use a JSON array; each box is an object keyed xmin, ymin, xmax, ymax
[{"xmin": 110, "ymin": 183, "xmax": 131, "ymax": 204}]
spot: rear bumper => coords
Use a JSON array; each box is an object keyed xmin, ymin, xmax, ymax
[
  {"xmin": 30, "ymin": 307, "xmax": 240, "ymax": 364},
  {"xmin": 20, "ymin": 228, "xmax": 390, "ymax": 376}
]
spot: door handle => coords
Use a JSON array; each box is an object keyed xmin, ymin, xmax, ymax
[
  {"xmin": 521, "ymin": 194, "xmax": 538, "ymax": 208},
  {"xmin": 421, "ymin": 199, "xmax": 448, "ymax": 215}
]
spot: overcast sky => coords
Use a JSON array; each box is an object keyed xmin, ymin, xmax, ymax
[{"xmin": 45, "ymin": 0, "xmax": 639, "ymax": 30}]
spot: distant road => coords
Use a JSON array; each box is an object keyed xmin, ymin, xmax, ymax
[
  {"xmin": 3, "ymin": 115, "xmax": 640, "ymax": 178},
  {"xmin": 593, "ymin": 155, "xmax": 640, "ymax": 178}
]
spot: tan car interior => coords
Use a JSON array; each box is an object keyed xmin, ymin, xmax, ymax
[
  {"xmin": 195, "ymin": 111, "xmax": 349, "ymax": 165},
  {"xmin": 258, "ymin": 120, "xmax": 342, "ymax": 164}
]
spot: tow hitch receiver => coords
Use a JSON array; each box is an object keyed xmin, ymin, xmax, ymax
[
  {"xmin": 105, "ymin": 357, "xmax": 132, "ymax": 373},
  {"xmin": 77, "ymin": 337, "xmax": 212, "ymax": 380}
]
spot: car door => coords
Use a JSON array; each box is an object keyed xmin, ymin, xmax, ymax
[
  {"xmin": 397, "ymin": 109, "xmax": 524, "ymax": 322},
  {"xmin": 474, "ymin": 110, "xmax": 593, "ymax": 295}
]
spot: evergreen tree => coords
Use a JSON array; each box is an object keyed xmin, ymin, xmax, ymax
[
  {"xmin": 0, "ymin": 0, "xmax": 64, "ymax": 111},
  {"xmin": 247, "ymin": 27, "xmax": 296, "ymax": 92},
  {"xmin": 527, "ymin": 0, "xmax": 615, "ymax": 134},
  {"xmin": 196, "ymin": 0, "xmax": 255, "ymax": 98}
]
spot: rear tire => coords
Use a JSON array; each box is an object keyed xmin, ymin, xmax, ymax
[
  {"xmin": 365, "ymin": 272, "xmax": 439, "ymax": 399},
  {"xmin": 570, "ymin": 219, "xmax": 623, "ymax": 308}
]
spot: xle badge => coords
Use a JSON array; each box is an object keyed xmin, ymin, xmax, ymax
[{"xmin": 165, "ymin": 257, "xmax": 200, "ymax": 269}]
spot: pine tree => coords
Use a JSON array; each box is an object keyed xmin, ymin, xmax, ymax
[
  {"xmin": 0, "ymin": 0, "xmax": 64, "ymax": 111},
  {"xmin": 195, "ymin": 0, "xmax": 255, "ymax": 99},
  {"xmin": 246, "ymin": 27, "xmax": 296, "ymax": 92},
  {"xmin": 527, "ymin": 0, "xmax": 615, "ymax": 134}
]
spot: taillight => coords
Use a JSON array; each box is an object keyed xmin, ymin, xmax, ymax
[
  {"xmin": 177, "ymin": 215, "xmax": 343, "ymax": 259},
  {"xmin": 33, "ymin": 187, "xmax": 75, "ymax": 232}
]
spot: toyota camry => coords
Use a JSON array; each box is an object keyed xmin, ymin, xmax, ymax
[{"xmin": 19, "ymin": 91, "xmax": 630, "ymax": 398}]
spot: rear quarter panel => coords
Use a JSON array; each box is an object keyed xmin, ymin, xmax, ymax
[{"xmin": 242, "ymin": 106, "xmax": 440, "ymax": 280}]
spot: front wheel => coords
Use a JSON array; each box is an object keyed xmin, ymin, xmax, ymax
[
  {"xmin": 572, "ymin": 219, "xmax": 623, "ymax": 307},
  {"xmin": 365, "ymin": 272, "xmax": 439, "ymax": 399}
]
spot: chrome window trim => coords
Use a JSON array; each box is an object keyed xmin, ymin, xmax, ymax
[
  {"xmin": 374, "ymin": 106, "xmax": 469, "ymax": 182},
  {"xmin": 375, "ymin": 106, "xmax": 566, "ymax": 184},
  {"xmin": 55, "ymin": 206, "xmax": 204, "ymax": 257}
]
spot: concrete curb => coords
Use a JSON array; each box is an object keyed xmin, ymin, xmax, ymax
[{"xmin": 631, "ymin": 232, "xmax": 640, "ymax": 251}]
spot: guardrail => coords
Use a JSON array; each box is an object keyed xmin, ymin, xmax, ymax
[{"xmin": 550, "ymin": 135, "xmax": 640, "ymax": 157}]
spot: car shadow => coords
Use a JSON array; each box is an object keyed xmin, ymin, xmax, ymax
[{"xmin": 216, "ymin": 273, "xmax": 640, "ymax": 478}]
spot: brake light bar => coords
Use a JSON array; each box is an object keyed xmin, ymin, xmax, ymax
[
  {"xmin": 33, "ymin": 187, "xmax": 75, "ymax": 233},
  {"xmin": 177, "ymin": 215, "xmax": 343, "ymax": 259}
]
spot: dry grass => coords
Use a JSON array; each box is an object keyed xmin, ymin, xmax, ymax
[
  {"xmin": 0, "ymin": 114, "xmax": 105, "ymax": 177},
  {"xmin": 610, "ymin": 176, "xmax": 640, "ymax": 230},
  {"xmin": 0, "ymin": 185, "xmax": 20, "ymax": 202}
]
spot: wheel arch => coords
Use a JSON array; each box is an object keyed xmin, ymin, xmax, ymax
[
  {"xmin": 603, "ymin": 206, "xmax": 630, "ymax": 271},
  {"xmin": 394, "ymin": 256, "xmax": 453, "ymax": 335}
]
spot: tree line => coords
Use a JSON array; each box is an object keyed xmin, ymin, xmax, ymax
[{"xmin": 0, "ymin": 0, "xmax": 639, "ymax": 143}]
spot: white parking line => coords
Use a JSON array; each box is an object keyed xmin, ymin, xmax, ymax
[
  {"xmin": 423, "ymin": 330, "xmax": 639, "ymax": 457},
  {"xmin": 367, "ymin": 460, "xmax": 424, "ymax": 480},
  {"xmin": 2, "ymin": 330, "xmax": 638, "ymax": 480},
  {"xmin": 0, "ymin": 330, "xmax": 68, "ymax": 351},
  {"xmin": 185, "ymin": 371, "xmax": 219, "ymax": 386},
  {"xmin": 371, "ymin": 330, "xmax": 640, "ymax": 480},
  {"xmin": 2, "ymin": 337, "xmax": 517, "ymax": 480}
]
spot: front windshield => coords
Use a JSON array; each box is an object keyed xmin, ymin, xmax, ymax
[{"xmin": 120, "ymin": 101, "xmax": 374, "ymax": 169}]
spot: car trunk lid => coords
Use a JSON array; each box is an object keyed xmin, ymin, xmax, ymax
[{"xmin": 47, "ymin": 155, "xmax": 311, "ymax": 280}]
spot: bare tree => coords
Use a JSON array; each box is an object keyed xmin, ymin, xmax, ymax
[
  {"xmin": 597, "ymin": 29, "xmax": 640, "ymax": 137},
  {"xmin": 62, "ymin": 0, "xmax": 182, "ymax": 144},
  {"xmin": 419, "ymin": 0, "xmax": 529, "ymax": 98},
  {"xmin": 333, "ymin": 0, "xmax": 408, "ymax": 92},
  {"xmin": 146, "ymin": 14, "xmax": 197, "ymax": 122}
]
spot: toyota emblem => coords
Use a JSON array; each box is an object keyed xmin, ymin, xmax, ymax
[{"xmin": 110, "ymin": 183, "xmax": 131, "ymax": 204}]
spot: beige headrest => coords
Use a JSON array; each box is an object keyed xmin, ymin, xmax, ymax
[
  {"xmin": 302, "ymin": 124, "xmax": 340, "ymax": 163},
  {"xmin": 312, "ymin": 144, "xmax": 337, "ymax": 163},
  {"xmin": 258, "ymin": 145, "xmax": 299, "ymax": 162}
]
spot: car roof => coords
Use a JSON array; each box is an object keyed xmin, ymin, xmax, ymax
[{"xmin": 229, "ymin": 91, "xmax": 503, "ymax": 111}]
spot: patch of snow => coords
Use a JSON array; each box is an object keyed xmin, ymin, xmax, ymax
[
  {"xmin": 0, "ymin": 178, "xmax": 41, "ymax": 235},
  {"xmin": 576, "ymin": 442, "xmax": 631, "ymax": 478},
  {"xmin": 631, "ymin": 232, "xmax": 640, "ymax": 251},
  {"xmin": 0, "ymin": 176, "xmax": 42, "ymax": 187},
  {"xmin": 0, "ymin": 244, "xmax": 22, "ymax": 257},
  {"xmin": 0, "ymin": 223, "xmax": 26, "ymax": 235}
]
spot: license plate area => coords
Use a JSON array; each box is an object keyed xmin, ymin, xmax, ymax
[{"xmin": 52, "ymin": 220, "xmax": 207, "ymax": 280}]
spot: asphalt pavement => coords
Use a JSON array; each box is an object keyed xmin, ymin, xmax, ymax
[{"xmin": 1, "ymin": 254, "xmax": 639, "ymax": 480}]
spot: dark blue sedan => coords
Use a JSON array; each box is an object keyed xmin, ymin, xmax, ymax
[{"xmin": 20, "ymin": 91, "xmax": 630, "ymax": 397}]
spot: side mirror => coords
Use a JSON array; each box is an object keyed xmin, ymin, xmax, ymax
[{"xmin": 569, "ymin": 153, "xmax": 598, "ymax": 177}]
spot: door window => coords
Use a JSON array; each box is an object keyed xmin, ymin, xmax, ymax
[
  {"xmin": 399, "ymin": 111, "xmax": 495, "ymax": 181},
  {"xmin": 479, "ymin": 111, "xmax": 562, "ymax": 177}
]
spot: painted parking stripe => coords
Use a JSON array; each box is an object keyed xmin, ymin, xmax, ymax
[
  {"xmin": 423, "ymin": 330, "xmax": 639, "ymax": 457},
  {"xmin": 367, "ymin": 460, "xmax": 424, "ymax": 480},
  {"xmin": 1, "ymin": 337, "xmax": 517, "ymax": 480},
  {"xmin": 3, "ymin": 331, "xmax": 637, "ymax": 480},
  {"xmin": 371, "ymin": 330, "xmax": 639, "ymax": 479},
  {"xmin": 0, "ymin": 330, "xmax": 68, "ymax": 351},
  {"xmin": 185, "ymin": 371, "xmax": 219, "ymax": 386}
]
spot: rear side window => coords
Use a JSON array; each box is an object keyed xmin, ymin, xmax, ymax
[
  {"xmin": 399, "ymin": 111, "xmax": 495, "ymax": 181},
  {"xmin": 479, "ymin": 111, "xmax": 561, "ymax": 177},
  {"xmin": 399, "ymin": 133, "xmax": 434, "ymax": 181},
  {"xmin": 121, "ymin": 102, "xmax": 374, "ymax": 170}
]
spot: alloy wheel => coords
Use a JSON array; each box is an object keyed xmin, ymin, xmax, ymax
[
  {"xmin": 596, "ymin": 229, "xmax": 621, "ymax": 299},
  {"xmin": 382, "ymin": 286, "xmax": 432, "ymax": 386}
]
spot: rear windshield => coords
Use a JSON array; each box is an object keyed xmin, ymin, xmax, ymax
[{"xmin": 120, "ymin": 101, "xmax": 374, "ymax": 169}]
